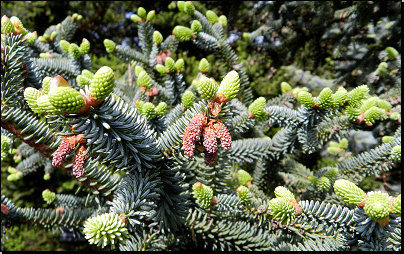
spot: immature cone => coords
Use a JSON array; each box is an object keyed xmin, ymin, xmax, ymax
[
  {"xmin": 376, "ymin": 62, "xmax": 389, "ymax": 77},
  {"xmin": 50, "ymin": 31, "xmax": 57, "ymax": 40},
  {"xmin": 172, "ymin": 26, "xmax": 194, "ymax": 42},
  {"xmin": 316, "ymin": 176, "xmax": 331, "ymax": 191},
  {"xmin": 199, "ymin": 58, "xmax": 210, "ymax": 73},
  {"xmin": 198, "ymin": 76, "xmax": 218, "ymax": 100},
  {"xmin": 146, "ymin": 10, "xmax": 155, "ymax": 21},
  {"xmin": 59, "ymin": 40, "xmax": 70, "ymax": 53},
  {"xmin": 281, "ymin": 82, "xmax": 292, "ymax": 94},
  {"xmin": 82, "ymin": 69, "xmax": 94, "ymax": 80},
  {"xmin": 269, "ymin": 197, "xmax": 297, "ymax": 225},
  {"xmin": 76, "ymin": 75, "xmax": 91, "ymax": 88},
  {"xmin": 156, "ymin": 64, "xmax": 169, "ymax": 74},
  {"xmin": 68, "ymin": 43, "xmax": 81, "ymax": 59},
  {"xmin": 360, "ymin": 97, "xmax": 378, "ymax": 113},
  {"xmin": 37, "ymin": 95, "xmax": 61, "ymax": 115},
  {"xmin": 24, "ymin": 31, "xmax": 37, "ymax": 45},
  {"xmin": 377, "ymin": 99, "xmax": 392, "ymax": 110},
  {"xmin": 324, "ymin": 167, "xmax": 338, "ymax": 179},
  {"xmin": 103, "ymin": 39, "xmax": 116, "ymax": 54},
  {"xmin": 177, "ymin": 1, "xmax": 186, "ymax": 12},
  {"xmin": 192, "ymin": 182, "xmax": 214, "ymax": 209},
  {"xmin": 347, "ymin": 85, "xmax": 369, "ymax": 107},
  {"xmin": 364, "ymin": 193, "xmax": 391, "ymax": 224},
  {"xmin": 24, "ymin": 87, "xmax": 45, "ymax": 114},
  {"xmin": 48, "ymin": 87, "xmax": 85, "ymax": 113},
  {"xmin": 155, "ymin": 102, "xmax": 167, "ymax": 116},
  {"xmin": 134, "ymin": 66, "xmax": 145, "ymax": 77},
  {"xmin": 181, "ymin": 91, "xmax": 195, "ymax": 108},
  {"xmin": 297, "ymin": 91, "xmax": 315, "ymax": 108},
  {"xmin": 10, "ymin": 16, "xmax": 24, "ymax": 35},
  {"xmin": 274, "ymin": 186, "xmax": 295, "ymax": 200},
  {"xmin": 137, "ymin": 7, "xmax": 147, "ymax": 19},
  {"xmin": 391, "ymin": 194, "xmax": 401, "ymax": 215},
  {"xmin": 174, "ymin": 59, "xmax": 184, "ymax": 72},
  {"xmin": 142, "ymin": 102, "xmax": 157, "ymax": 119},
  {"xmin": 192, "ymin": 79, "xmax": 199, "ymax": 90},
  {"xmin": 217, "ymin": 70, "xmax": 240, "ymax": 102},
  {"xmin": 334, "ymin": 179, "xmax": 366, "ymax": 206},
  {"xmin": 212, "ymin": 120, "xmax": 231, "ymax": 150},
  {"xmin": 248, "ymin": 97, "xmax": 266, "ymax": 120},
  {"xmin": 83, "ymin": 213, "xmax": 130, "ymax": 250},
  {"xmin": 385, "ymin": 46, "xmax": 399, "ymax": 60},
  {"xmin": 381, "ymin": 136, "xmax": 394, "ymax": 143},
  {"xmin": 89, "ymin": 66, "xmax": 115, "ymax": 101},
  {"xmin": 331, "ymin": 87, "xmax": 348, "ymax": 108},
  {"xmin": 153, "ymin": 31, "xmax": 163, "ymax": 44},
  {"xmin": 327, "ymin": 146, "xmax": 340, "ymax": 156},
  {"xmin": 80, "ymin": 38, "xmax": 90, "ymax": 55},
  {"xmin": 206, "ymin": 10, "xmax": 219, "ymax": 24},
  {"xmin": 317, "ymin": 87, "xmax": 334, "ymax": 109},
  {"xmin": 218, "ymin": 15, "xmax": 227, "ymax": 27},
  {"xmin": 42, "ymin": 189, "xmax": 56, "ymax": 204},
  {"xmin": 1, "ymin": 15, "xmax": 15, "ymax": 34},
  {"xmin": 363, "ymin": 106, "xmax": 387, "ymax": 126},
  {"xmin": 164, "ymin": 57, "xmax": 176, "ymax": 73},
  {"xmin": 390, "ymin": 145, "xmax": 401, "ymax": 162},
  {"xmin": 191, "ymin": 20, "xmax": 202, "ymax": 35},
  {"xmin": 389, "ymin": 112, "xmax": 400, "ymax": 120},
  {"xmin": 243, "ymin": 32, "xmax": 252, "ymax": 41},
  {"xmin": 237, "ymin": 169, "xmax": 253, "ymax": 186},
  {"xmin": 135, "ymin": 100, "xmax": 144, "ymax": 114},
  {"xmin": 339, "ymin": 138, "xmax": 348, "ymax": 149},
  {"xmin": 137, "ymin": 70, "xmax": 151, "ymax": 89},
  {"xmin": 237, "ymin": 186, "xmax": 251, "ymax": 203},
  {"xmin": 131, "ymin": 14, "xmax": 141, "ymax": 23},
  {"xmin": 183, "ymin": 1, "xmax": 195, "ymax": 15}
]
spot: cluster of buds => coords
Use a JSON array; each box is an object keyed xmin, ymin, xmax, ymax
[
  {"xmin": 24, "ymin": 66, "xmax": 115, "ymax": 117},
  {"xmin": 269, "ymin": 186, "xmax": 302, "ymax": 225},
  {"xmin": 205, "ymin": 10, "xmax": 228, "ymax": 27},
  {"xmin": 135, "ymin": 100, "xmax": 167, "ymax": 120},
  {"xmin": 307, "ymin": 168, "xmax": 338, "ymax": 192},
  {"xmin": 192, "ymin": 182, "xmax": 216, "ymax": 208},
  {"xmin": 2, "ymin": 15, "xmax": 38, "ymax": 45},
  {"xmin": 42, "ymin": 189, "xmax": 56, "ymax": 204},
  {"xmin": 295, "ymin": 84, "xmax": 400, "ymax": 126},
  {"xmin": 177, "ymin": 1, "xmax": 196, "ymax": 16},
  {"xmin": 59, "ymin": 38, "xmax": 90, "ymax": 59},
  {"xmin": 182, "ymin": 112, "xmax": 231, "ymax": 166},
  {"xmin": 83, "ymin": 213, "xmax": 130, "ymax": 250},
  {"xmin": 130, "ymin": 7, "xmax": 155, "ymax": 23},
  {"xmin": 132, "ymin": 65, "xmax": 158, "ymax": 100},
  {"xmin": 156, "ymin": 56, "xmax": 184, "ymax": 74},
  {"xmin": 327, "ymin": 138, "xmax": 348, "ymax": 156},
  {"xmin": 334, "ymin": 179, "xmax": 401, "ymax": 227},
  {"xmin": 1, "ymin": 15, "xmax": 27, "ymax": 35}
]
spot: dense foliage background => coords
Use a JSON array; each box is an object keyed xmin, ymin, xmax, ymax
[{"xmin": 1, "ymin": 1, "xmax": 401, "ymax": 251}]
